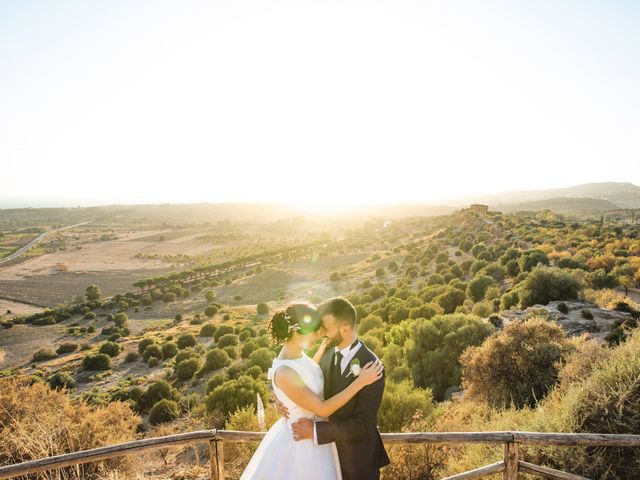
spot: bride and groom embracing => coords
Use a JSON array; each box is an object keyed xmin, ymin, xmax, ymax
[{"xmin": 240, "ymin": 297, "xmax": 390, "ymax": 480}]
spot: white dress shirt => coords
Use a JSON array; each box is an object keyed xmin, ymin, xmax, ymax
[{"xmin": 312, "ymin": 337, "xmax": 361, "ymax": 444}]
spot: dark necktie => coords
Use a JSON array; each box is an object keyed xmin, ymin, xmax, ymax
[
  {"xmin": 334, "ymin": 350, "xmax": 344, "ymax": 374},
  {"xmin": 330, "ymin": 350, "xmax": 343, "ymax": 393}
]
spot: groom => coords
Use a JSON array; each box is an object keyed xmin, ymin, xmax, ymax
[{"xmin": 283, "ymin": 296, "xmax": 390, "ymax": 480}]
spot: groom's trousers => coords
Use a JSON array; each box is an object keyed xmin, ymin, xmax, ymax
[{"xmin": 341, "ymin": 468, "xmax": 380, "ymax": 480}]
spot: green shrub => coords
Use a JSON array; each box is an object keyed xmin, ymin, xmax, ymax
[
  {"xmin": 48, "ymin": 372, "xmax": 76, "ymax": 390},
  {"xmin": 461, "ymin": 317, "xmax": 575, "ymax": 408},
  {"xmin": 227, "ymin": 361, "xmax": 249, "ymax": 379},
  {"xmin": 82, "ymin": 354, "xmax": 112, "ymax": 371},
  {"xmin": 206, "ymin": 373, "xmax": 228, "ymax": 393},
  {"xmin": 175, "ymin": 348, "xmax": 200, "ymax": 364},
  {"xmin": 138, "ymin": 338, "xmax": 156, "ymax": 354},
  {"xmin": 256, "ymin": 302, "xmax": 269, "ymax": 315},
  {"xmin": 358, "ymin": 315, "xmax": 384, "ymax": 336},
  {"xmin": 590, "ymin": 268, "xmax": 619, "ymax": 289},
  {"xmin": 143, "ymin": 344, "xmax": 163, "ymax": 362},
  {"xmin": 177, "ymin": 334, "xmax": 197, "ymax": 349},
  {"xmin": 500, "ymin": 290, "xmax": 520, "ymax": 310},
  {"xmin": 199, "ymin": 323, "xmax": 216, "ymax": 337},
  {"xmin": 204, "ymin": 305, "xmax": 218, "ymax": 318},
  {"xmin": 176, "ymin": 358, "xmax": 201, "ymax": 381},
  {"xmin": 124, "ymin": 351, "xmax": 140, "ymax": 363},
  {"xmin": 205, "ymin": 290, "xmax": 217, "ymax": 301},
  {"xmin": 246, "ymin": 365, "xmax": 263, "ymax": 379},
  {"xmin": 434, "ymin": 288, "xmax": 467, "ymax": 314},
  {"xmin": 113, "ymin": 313, "xmax": 128, "ymax": 327},
  {"xmin": 471, "ymin": 301, "xmax": 494, "ymax": 318},
  {"xmin": 406, "ymin": 314, "xmax": 494, "ymax": 401},
  {"xmin": 205, "ymin": 375, "xmax": 266, "ymax": 416},
  {"xmin": 137, "ymin": 380, "xmax": 180, "ymax": 412},
  {"xmin": 213, "ymin": 325, "xmax": 234, "ymax": 342},
  {"xmin": 581, "ymin": 309, "xmax": 594, "ymax": 320},
  {"xmin": 517, "ymin": 267, "xmax": 580, "ymax": 308},
  {"xmin": 205, "ymin": 348, "xmax": 231, "ymax": 371},
  {"xmin": 249, "ymin": 348, "xmax": 274, "ymax": 372},
  {"xmin": 99, "ymin": 341, "xmax": 121, "ymax": 357},
  {"xmin": 149, "ymin": 399, "xmax": 179, "ymax": 425},
  {"xmin": 32, "ymin": 348, "xmax": 56, "ymax": 362},
  {"xmin": 224, "ymin": 345, "xmax": 237, "ymax": 358},
  {"xmin": 466, "ymin": 275, "xmax": 497, "ymax": 302},
  {"xmin": 241, "ymin": 341, "xmax": 258, "ymax": 359},
  {"xmin": 518, "ymin": 249, "xmax": 549, "ymax": 272},
  {"xmin": 33, "ymin": 316, "xmax": 56, "ymax": 326},
  {"xmin": 56, "ymin": 343, "xmax": 78, "ymax": 355},
  {"xmin": 530, "ymin": 330, "xmax": 640, "ymax": 479},
  {"xmin": 217, "ymin": 333, "xmax": 239, "ymax": 347},
  {"xmin": 161, "ymin": 342, "xmax": 178, "ymax": 359},
  {"xmin": 379, "ymin": 380, "xmax": 435, "ymax": 432}
]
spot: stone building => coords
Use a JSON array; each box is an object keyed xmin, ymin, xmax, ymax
[{"xmin": 470, "ymin": 204, "xmax": 488, "ymax": 216}]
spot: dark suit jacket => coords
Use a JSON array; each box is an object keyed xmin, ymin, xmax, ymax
[{"xmin": 315, "ymin": 341, "xmax": 390, "ymax": 479}]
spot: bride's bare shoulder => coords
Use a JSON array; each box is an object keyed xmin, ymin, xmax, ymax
[{"xmin": 272, "ymin": 364, "xmax": 300, "ymax": 385}]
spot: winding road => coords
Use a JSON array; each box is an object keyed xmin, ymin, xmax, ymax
[{"xmin": 0, "ymin": 221, "xmax": 93, "ymax": 267}]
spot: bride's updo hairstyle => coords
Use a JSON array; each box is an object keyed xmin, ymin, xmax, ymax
[{"xmin": 268, "ymin": 302, "xmax": 321, "ymax": 343}]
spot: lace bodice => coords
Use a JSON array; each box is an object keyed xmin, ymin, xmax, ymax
[{"xmin": 267, "ymin": 352, "xmax": 325, "ymax": 424}]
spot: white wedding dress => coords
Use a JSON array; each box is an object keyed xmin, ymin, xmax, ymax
[{"xmin": 240, "ymin": 352, "xmax": 342, "ymax": 480}]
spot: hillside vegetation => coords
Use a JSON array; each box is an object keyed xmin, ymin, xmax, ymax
[{"xmin": 1, "ymin": 207, "xmax": 640, "ymax": 479}]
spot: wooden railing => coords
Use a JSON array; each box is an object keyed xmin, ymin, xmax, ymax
[{"xmin": 1, "ymin": 430, "xmax": 639, "ymax": 480}]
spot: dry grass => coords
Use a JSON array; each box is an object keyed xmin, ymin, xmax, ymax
[{"xmin": 0, "ymin": 377, "xmax": 140, "ymax": 479}]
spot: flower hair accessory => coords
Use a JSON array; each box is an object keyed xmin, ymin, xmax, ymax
[
  {"xmin": 269, "ymin": 303, "xmax": 320, "ymax": 343},
  {"xmin": 284, "ymin": 309, "xmax": 316, "ymax": 335}
]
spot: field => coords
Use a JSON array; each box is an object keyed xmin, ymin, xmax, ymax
[{"xmin": 0, "ymin": 220, "xmax": 325, "ymax": 306}]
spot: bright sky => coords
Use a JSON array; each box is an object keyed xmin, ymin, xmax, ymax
[{"xmin": 1, "ymin": 0, "xmax": 639, "ymax": 209}]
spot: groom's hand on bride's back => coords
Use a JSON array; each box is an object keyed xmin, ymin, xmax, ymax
[{"xmin": 274, "ymin": 398, "xmax": 290, "ymax": 419}]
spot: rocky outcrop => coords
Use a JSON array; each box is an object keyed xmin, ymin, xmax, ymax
[{"xmin": 498, "ymin": 301, "xmax": 635, "ymax": 341}]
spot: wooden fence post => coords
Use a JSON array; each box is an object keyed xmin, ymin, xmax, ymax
[
  {"xmin": 504, "ymin": 441, "xmax": 519, "ymax": 480},
  {"xmin": 208, "ymin": 440, "xmax": 216, "ymax": 480},
  {"xmin": 208, "ymin": 440, "xmax": 225, "ymax": 480}
]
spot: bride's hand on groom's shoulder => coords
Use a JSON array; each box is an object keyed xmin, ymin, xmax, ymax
[{"xmin": 356, "ymin": 359, "xmax": 384, "ymax": 387}]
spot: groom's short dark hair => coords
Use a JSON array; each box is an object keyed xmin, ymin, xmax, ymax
[{"xmin": 318, "ymin": 296, "xmax": 357, "ymax": 328}]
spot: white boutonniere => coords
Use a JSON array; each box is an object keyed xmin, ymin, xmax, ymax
[{"xmin": 346, "ymin": 358, "xmax": 361, "ymax": 378}]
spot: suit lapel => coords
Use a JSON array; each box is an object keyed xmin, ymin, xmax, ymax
[
  {"xmin": 340, "ymin": 340, "xmax": 363, "ymax": 379},
  {"xmin": 320, "ymin": 348, "xmax": 334, "ymax": 398}
]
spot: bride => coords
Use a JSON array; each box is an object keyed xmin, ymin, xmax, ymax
[{"xmin": 240, "ymin": 302, "xmax": 383, "ymax": 480}]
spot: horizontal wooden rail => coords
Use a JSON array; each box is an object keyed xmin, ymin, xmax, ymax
[
  {"xmin": 1, "ymin": 430, "xmax": 640, "ymax": 480},
  {"xmin": 0, "ymin": 430, "xmax": 218, "ymax": 479}
]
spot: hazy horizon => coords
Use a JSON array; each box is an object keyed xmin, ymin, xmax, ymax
[
  {"xmin": 1, "ymin": 180, "xmax": 638, "ymax": 211},
  {"xmin": 2, "ymin": 1, "xmax": 640, "ymax": 209}
]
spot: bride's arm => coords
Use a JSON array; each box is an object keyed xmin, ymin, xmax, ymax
[
  {"xmin": 311, "ymin": 337, "xmax": 331, "ymax": 364},
  {"xmin": 273, "ymin": 361, "xmax": 383, "ymax": 417}
]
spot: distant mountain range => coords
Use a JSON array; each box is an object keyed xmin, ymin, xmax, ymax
[
  {"xmin": 447, "ymin": 182, "xmax": 640, "ymax": 210},
  {"xmin": 1, "ymin": 182, "xmax": 638, "ymax": 221},
  {"xmin": 357, "ymin": 182, "xmax": 640, "ymax": 217}
]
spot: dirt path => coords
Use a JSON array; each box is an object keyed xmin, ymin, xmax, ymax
[{"xmin": 616, "ymin": 287, "xmax": 640, "ymax": 306}]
